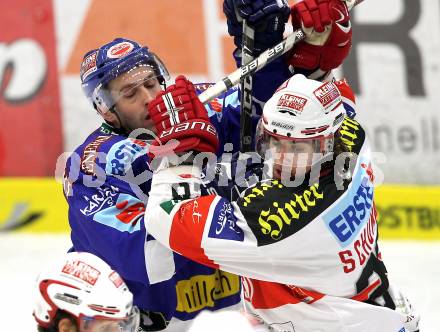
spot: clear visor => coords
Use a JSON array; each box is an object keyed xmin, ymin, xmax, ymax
[
  {"xmin": 79, "ymin": 306, "xmax": 140, "ymax": 332},
  {"xmin": 94, "ymin": 53, "xmax": 170, "ymax": 113},
  {"xmin": 256, "ymin": 120, "xmax": 334, "ymax": 168},
  {"xmin": 105, "ymin": 52, "xmax": 169, "ymax": 84}
]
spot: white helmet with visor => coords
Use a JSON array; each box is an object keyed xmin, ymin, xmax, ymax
[
  {"xmin": 256, "ymin": 74, "xmax": 346, "ymax": 168},
  {"xmin": 33, "ymin": 252, "xmax": 139, "ymax": 332}
]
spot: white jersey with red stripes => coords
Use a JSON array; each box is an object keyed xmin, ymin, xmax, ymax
[{"xmin": 145, "ymin": 117, "xmax": 419, "ymax": 332}]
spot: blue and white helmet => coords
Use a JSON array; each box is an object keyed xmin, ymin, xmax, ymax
[{"xmin": 80, "ymin": 38, "xmax": 170, "ymax": 114}]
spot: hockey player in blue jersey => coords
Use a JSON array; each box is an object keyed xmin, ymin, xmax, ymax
[
  {"xmin": 63, "ymin": 0, "xmax": 354, "ymax": 330},
  {"xmin": 65, "ymin": 20, "xmax": 288, "ymax": 332},
  {"xmin": 65, "ymin": 38, "xmax": 246, "ymax": 332}
]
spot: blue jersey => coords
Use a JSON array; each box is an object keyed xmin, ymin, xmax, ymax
[{"xmin": 63, "ymin": 60, "xmax": 290, "ymax": 327}]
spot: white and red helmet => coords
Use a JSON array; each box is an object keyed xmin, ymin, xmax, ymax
[
  {"xmin": 33, "ymin": 252, "xmax": 139, "ymax": 331},
  {"xmin": 256, "ymin": 74, "xmax": 346, "ymax": 165}
]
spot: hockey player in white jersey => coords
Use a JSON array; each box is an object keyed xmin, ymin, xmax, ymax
[
  {"xmin": 144, "ymin": 74, "xmax": 420, "ymax": 332},
  {"xmin": 33, "ymin": 252, "xmax": 139, "ymax": 332}
]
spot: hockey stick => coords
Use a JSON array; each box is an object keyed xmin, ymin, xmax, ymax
[
  {"xmin": 199, "ymin": 0, "xmax": 364, "ymax": 105},
  {"xmin": 240, "ymin": 20, "xmax": 255, "ymax": 152},
  {"xmin": 198, "ymin": 28, "xmax": 304, "ymax": 104}
]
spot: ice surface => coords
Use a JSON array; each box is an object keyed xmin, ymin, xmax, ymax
[{"xmin": 1, "ymin": 234, "xmax": 438, "ymax": 331}]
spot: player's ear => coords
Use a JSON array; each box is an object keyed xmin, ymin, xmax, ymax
[{"xmin": 58, "ymin": 317, "xmax": 78, "ymax": 332}]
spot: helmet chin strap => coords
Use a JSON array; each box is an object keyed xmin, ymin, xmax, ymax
[{"xmin": 109, "ymin": 106, "xmax": 130, "ymax": 135}]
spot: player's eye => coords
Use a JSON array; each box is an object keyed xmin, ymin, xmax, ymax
[
  {"xmin": 122, "ymin": 88, "xmax": 137, "ymax": 99},
  {"xmin": 143, "ymin": 78, "xmax": 157, "ymax": 89}
]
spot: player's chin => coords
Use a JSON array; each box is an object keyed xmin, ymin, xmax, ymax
[
  {"xmin": 139, "ymin": 119, "xmax": 155, "ymax": 133},
  {"xmin": 145, "ymin": 120, "xmax": 156, "ymax": 134}
]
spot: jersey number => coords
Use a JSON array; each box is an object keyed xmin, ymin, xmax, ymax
[
  {"xmin": 355, "ymin": 245, "xmax": 395, "ymax": 309},
  {"xmin": 171, "ymin": 182, "xmax": 191, "ymax": 200}
]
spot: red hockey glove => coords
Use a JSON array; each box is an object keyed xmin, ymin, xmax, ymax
[
  {"xmin": 147, "ymin": 76, "xmax": 219, "ymax": 157},
  {"xmin": 287, "ymin": 0, "xmax": 352, "ymax": 72}
]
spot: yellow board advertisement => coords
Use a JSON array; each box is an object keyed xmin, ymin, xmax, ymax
[
  {"xmin": 1, "ymin": 179, "xmax": 439, "ymax": 239},
  {"xmin": 375, "ymin": 185, "xmax": 440, "ymax": 240},
  {"xmin": 0, "ymin": 178, "xmax": 69, "ymax": 233}
]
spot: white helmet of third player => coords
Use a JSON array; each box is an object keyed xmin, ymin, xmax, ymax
[
  {"xmin": 256, "ymin": 74, "xmax": 346, "ymax": 169},
  {"xmin": 33, "ymin": 252, "xmax": 139, "ymax": 332}
]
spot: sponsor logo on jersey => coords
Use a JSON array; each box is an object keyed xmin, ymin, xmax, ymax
[
  {"xmin": 313, "ymin": 81, "xmax": 342, "ymax": 112},
  {"xmin": 93, "ymin": 194, "xmax": 143, "ymax": 233},
  {"xmin": 176, "ymin": 199, "xmax": 204, "ymax": 224},
  {"xmin": 257, "ymin": 183, "xmax": 324, "ymax": 241},
  {"xmin": 240, "ymin": 179, "xmax": 325, "ymax": 245},
  {"xmin": 191, "ymin": 200, "xmax": 202, "ymax": 224},
  {"xmin": 208, "ymin": 199, "xmax": 244, "ymax": 241},
  {"xmin": 175, "ymin": 270, "xmax": 240, "ymax": 313},
  {"xmin": 337, "ymin": 117, "xmax": 362, "ymax": 152},
  {"xmin": 115, "ymin": 199, "xmax": 145, "ymax": 225},
  {"xmin": 277, "ymin": 93, "xmax": 307, "ymax": 116},
  {"xmin": 338, "ymin": 203, "xmax": 378, "ymax": 273},
  {"xmin": 194, "ymin": 83, "xmax": 214, "ymax": 92},
  {"xmin": 81, "ymin": 135, "xmax": 112, "ymax": 176},
  {"xmin": 80, "ymin": 186, "xmax": 119, "ymax": 216},
  {"xmin": 105, "ymin": 138, "xmax": 148, "ymax": 176},
  {"xmin": 107, "ymin": 41, "xmax": 134, "ymax": 59},
  {"xmin": 80, "ymin": 50, "xmax": 98, "ymax": 81},
  {"xmin": 62, "ymin": 260, "xmax": 100, "ymax": 286},
  {"xmin": 204, "ymin": 97, "xmax": 224, "ymax": 117},
  {"xmin": 323, "ymin": 158, "xmax": 374, "ymax": 247},
  {"xmin": 361, "ymin": 162, "xmax": 375, "ymax": 183},
  {"xmin": 241, "ymin": 180, "xmax": 284, "ymax": 207},
  {"xmin": 209, "ymin": 98, "xmax": 223, "ymax": 113}
]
